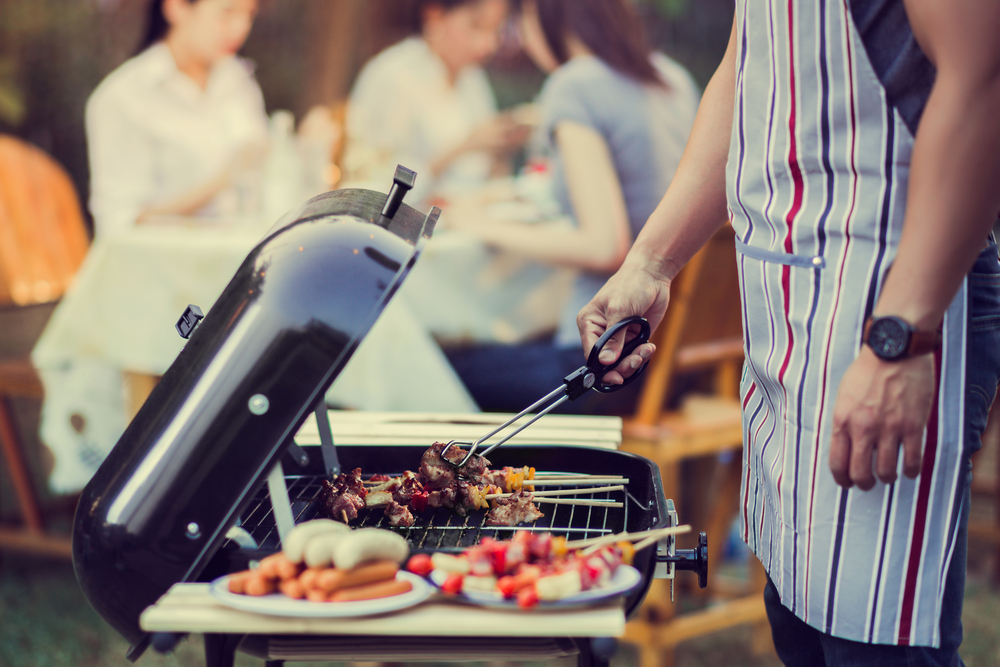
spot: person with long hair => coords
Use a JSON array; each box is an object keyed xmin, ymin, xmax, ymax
[
  {"xmin": 343, "ymin": 0, "xmax": 530, "ymax": 205},
  {"xmin": 442, "ymin": 0, "xmax": 699, "ymax": 413},
  {"xmin": 85, "ymin": 0, "xmax": 267, "ymax": 236}
]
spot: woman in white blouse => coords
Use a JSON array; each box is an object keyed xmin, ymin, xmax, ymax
[
  {"xmin": 85, "ymin": 0, "xmax": 268, "ymax": 237},
  {"xmin": 344, "ymin": 0, "xmax": 530, "ymax": 206}
]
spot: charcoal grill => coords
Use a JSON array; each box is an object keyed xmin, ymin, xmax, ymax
[{"xmin": 71, "ymin": 168, "xmax": 707, "ymax": 666}]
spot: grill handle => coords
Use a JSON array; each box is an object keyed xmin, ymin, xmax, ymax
[{"xmin": 657, "ymin": 531, "xmax": 708, "ymax": 589}]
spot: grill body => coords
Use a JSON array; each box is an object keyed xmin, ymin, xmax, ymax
[{"xmin": 72, "ymin": 189, "xmax": 435, "ymax": 647}]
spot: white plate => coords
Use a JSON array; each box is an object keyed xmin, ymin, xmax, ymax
[
  {"xmin": 208, "ymin": 570, "xmax": 432, "ymax": 617},
  {"xmin": 429, "ymin": 565, "xmax": 641, "ymax": 610}
]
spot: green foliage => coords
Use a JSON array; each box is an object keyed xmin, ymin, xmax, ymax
[{"xmin": 635, "ymin": 0, "xmax": 691, "ymax": 20}]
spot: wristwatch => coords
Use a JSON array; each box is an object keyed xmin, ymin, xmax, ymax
[{"xmin": 863, "ymin": 315, "xmax": 941, "ymax": 361}]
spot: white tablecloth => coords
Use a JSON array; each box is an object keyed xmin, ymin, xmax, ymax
[{"xmin": 31, "ymin": 216, "xmax": 573, "ymax": 494}]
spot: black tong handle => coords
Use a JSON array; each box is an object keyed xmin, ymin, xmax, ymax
[{"xmin": 564, "ymin": 316, "xmax": 651, "ymax": 399}]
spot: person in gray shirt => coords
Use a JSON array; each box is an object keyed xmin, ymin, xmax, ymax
[{"xmin": 444, "ymin": 0, "xmax": 699, "ymax": 413}]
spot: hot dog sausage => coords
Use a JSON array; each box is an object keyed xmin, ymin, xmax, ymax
[
  {"xmin": 332, "ymin": 528, "xmax": 409, "ymax": 570},
  {"xmin": 316, "ymin": 560, "xmax": 399, "ymax": 593},
  {"xmin": 329, "ymin": 577, "xmax": 412, "ymax": 602}
]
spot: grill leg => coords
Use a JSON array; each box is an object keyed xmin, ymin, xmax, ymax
[
  {"xmin": 574, "ymin": 637, "xmax": 617, "ymax": 667},
  {"xmin": 203, "ymin": 633, "xmax": 243, "ymax": 667}
]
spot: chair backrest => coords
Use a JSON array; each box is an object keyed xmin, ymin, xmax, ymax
[
  {"xmin": 631, "ymin": 223, "xmax": 744, "ymax": 426},
  {"xmin": 0, "ymin": 134, "xmax": 90, "ymax": 307}
]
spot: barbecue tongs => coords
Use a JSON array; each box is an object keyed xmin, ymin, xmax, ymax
[{"xmin": 442, "ymin": 316, "xmax": 652, "ymax": 469}]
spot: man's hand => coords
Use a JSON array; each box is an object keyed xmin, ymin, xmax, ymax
[
  {"xmin": 829, "ymin": 347, "xmax": 935, "ymax": 490},
  {"xmin": 577, "ymin": 258, "xmax": 668, "ymax": 385}
]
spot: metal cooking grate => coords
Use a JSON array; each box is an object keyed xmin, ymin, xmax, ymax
[{"xmin": 234, "ymin": 472, "xmax": 633, "ymax": 554}]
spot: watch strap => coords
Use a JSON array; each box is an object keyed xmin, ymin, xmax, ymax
[{"xmin": 907, "ymin": 327, "xmax": 942, "ymax": 356}]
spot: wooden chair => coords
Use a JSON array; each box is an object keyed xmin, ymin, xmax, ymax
[
  {"xmin": 0, "ymin": 134, "xmax": 90, "ymax": 559},
  {"xmin": 619, "ymin": 223, "xmax": 771, "ymax": 667}
]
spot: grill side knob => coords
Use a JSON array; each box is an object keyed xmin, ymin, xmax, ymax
[{"xmin": 669, "ymin": 531, "xmax": 709, "ymax": 588}]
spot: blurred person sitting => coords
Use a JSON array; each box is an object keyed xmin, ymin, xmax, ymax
[
  {"xmin": 342, "ymin": 0, "xmax": 530, "ymax": 206},
  {"xmin": 442, "ymin": 0, "xmax": 700, "ymax": 414},
  {"xmin": 85, "ymin": 0, "xmax": 268, "ymax": 237}
]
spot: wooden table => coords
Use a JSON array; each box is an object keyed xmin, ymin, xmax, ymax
[{"xmin": 141, "ymin": 583, "xmax": 626, "ymax": 667}]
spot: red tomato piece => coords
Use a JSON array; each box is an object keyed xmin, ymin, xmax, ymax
[
  {"xmin": 441, "ymin": 573, "xmax": 464, "ymax": 595},
  {"xmin": 407, "ymin": 554, "xmax": 433, "ymax": 577},
  {"xmin": 517, "ymin": 585, "xmax": 539, "ymax": 609},
  {"xmin": 497, "ymin": 576, "xmax": 517, "ymax": 598}
]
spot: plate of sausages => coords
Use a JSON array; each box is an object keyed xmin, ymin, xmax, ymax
[
  {"xmin": 208, "ymin": 520, "xmax": 432, "ymax": 617},
  {"xmin": 209, "ymin": 570, "xmax": 431, "ymax": 617}
]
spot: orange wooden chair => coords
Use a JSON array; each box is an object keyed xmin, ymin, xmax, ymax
[
  {"xmin": 0, "ymin": 134, "xmax": 90, "ymax": 559},
  {"xmin": 619, "ymin": 224, "xmax": 771, "ymax": 667}
]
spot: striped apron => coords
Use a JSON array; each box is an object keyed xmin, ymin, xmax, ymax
[{"xmin": 729, "ymin": 0, "xmax": 967, "ymax": 647}]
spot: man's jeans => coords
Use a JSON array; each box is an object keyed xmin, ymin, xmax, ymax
[{"xmin": 763, "ymin": 239, "xmax": 1000, "ymax": 667}]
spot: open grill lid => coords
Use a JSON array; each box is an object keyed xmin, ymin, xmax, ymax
[{"xmin": 72, "ymin": 169, "xmax": 437, "ymax": 649}]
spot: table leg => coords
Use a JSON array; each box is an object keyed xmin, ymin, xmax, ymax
[{"xmin": 203, "ymin": 633, "xmax": 243, "ymax": 667}]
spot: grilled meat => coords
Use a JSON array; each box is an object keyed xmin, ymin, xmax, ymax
[
  {"xmin": 319, "ymin": 468, "xmax": 367, "ymax": 521},
  {"xmin": 486, "ymin": 491, "xmax": 544, "ymax": 526},
  {"xmin": 419, "ymin": 441, "xmax": 490, "ymax": 489},
  {"xmin": 318, "ymin": 444, "xmax": 542, "ymax": 527},
  {"xmin": 383, "ymin": 500, "xmax": 415, "ymax": 527}
]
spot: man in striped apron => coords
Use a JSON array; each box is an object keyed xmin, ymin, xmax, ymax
[{"xmin": 578, "ymin": 0, "xmax": 1000, "ymax": 664}]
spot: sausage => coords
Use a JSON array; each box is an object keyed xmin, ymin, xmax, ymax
[
  {"xmin": 257, "ymin": 552, "xmax": 300, "ymax": 581},
  {"xmin": 329, "ymin": 577, "xmax": 412, "ymax": 603},
  {"xmin": 227, "ymin": 570, "xmax": 253, "ymax": 594},
  {"xmin": 283, "ymin": 519, "xmax": 351, "ymax": 563},
  {"xmin": 244, "ymin": 572, "xmax": 278, "ymax": 596},
  {"xmin": 332, "ymin": 528, "xmax": 409, "ymax": 570},
  {"xmin": 279, "ymin": 577, "xmax": 307, "ymax": 600},
  {"xmin": 303, "ymin": 533, "xmax": 344, "ymax": 568},
  {"xmin": 316, "ymin": 560, "xmax": 399, "ymax": 593},
  {"xmin": 297, "ymin": 567, "xmax": 324, "ymax": 591}
]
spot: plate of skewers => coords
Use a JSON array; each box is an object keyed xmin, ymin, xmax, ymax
[{"xmin": 407, "ymin": 526, "xmax": 689, "ymax": 610}]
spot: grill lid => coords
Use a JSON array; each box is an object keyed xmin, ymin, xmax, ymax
[{"xmin": 72, "ymin": 169, "xmax": 437, "ymax": 650}]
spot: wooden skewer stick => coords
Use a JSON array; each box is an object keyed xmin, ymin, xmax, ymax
[
  {"xmin": 533, "ymin": 498, "xmax": 623, "ymax": 508},
  {"xmin": 567, "ymin": 524, "xmax": 691, "ymax": 551},
  {"xmin": 532, "ymin": 473, "xmax": 625, "ymax": 480},
  {"xmin": 519, "ymin": 478, "xmax": 630, "ymax": 487},
  {"xmin": 341, "ymin": 510, "xmax": 350, "ymax": 524},
  {"xmin": 485, "ymin": 485, "xmax": 624, "ymax": 500}
]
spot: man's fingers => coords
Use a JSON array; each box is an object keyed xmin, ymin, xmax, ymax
[
  {"xmin": 847, "ymin": 423, "xmax": 877, "ymax": 491},
  {"xmin": 596, "ymin": 329, "xmax": 626, "ymax": 366},
  {"xmin": 829, "ymin": 423, "xmax": 853, "ymax": 488},
  {"xmin": 599, "ymin": 343, "xmax": 656, "ymax": 385},
  {"xmin": 900, "ymin": 430, "xmax": 924, "ymax": 479},
  {"xmin": 874, "ymin": 433, "xmax": 900, "ymax": 485}
]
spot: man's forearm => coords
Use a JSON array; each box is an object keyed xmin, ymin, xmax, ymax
[{"xmin": 877, "ymin": 1, "xmax": 1000, "ymax": 328}]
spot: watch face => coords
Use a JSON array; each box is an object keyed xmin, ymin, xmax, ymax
[{"xmin": 868, "ymin": 317, "xmax": 910, "ymax": 360}]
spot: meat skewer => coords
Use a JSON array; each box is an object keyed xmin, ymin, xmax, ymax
[{"xmin": 318, "ymin": 443, "xmax": 548, "ymax": 527}]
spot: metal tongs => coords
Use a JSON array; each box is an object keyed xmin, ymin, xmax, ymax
[{"xmin": 442, "ymin": 316, "xmax": 652, "ymax": 469}]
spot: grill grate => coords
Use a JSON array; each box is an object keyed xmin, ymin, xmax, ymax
[{"xmin": 234, "ymin": 472, "xmax": 633, "ymax": 554}]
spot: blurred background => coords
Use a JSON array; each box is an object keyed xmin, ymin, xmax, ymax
[
  {"xmin": 0, "ymin": 0, "xmax": 733, "ymax": 238},
  {"xmin": 1, "ymin": 1, "xmax": 999, "ymax": 666}
]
